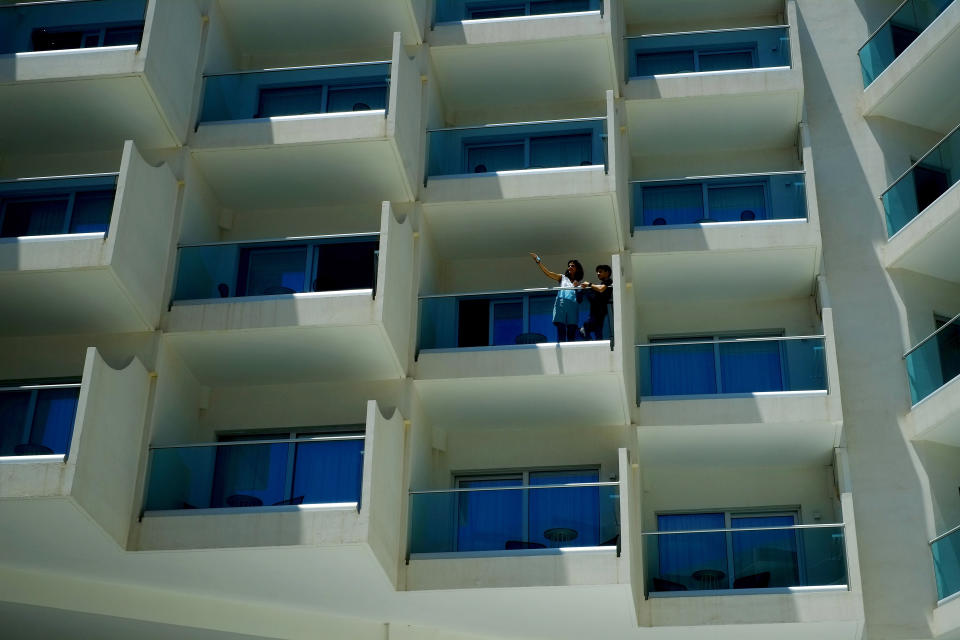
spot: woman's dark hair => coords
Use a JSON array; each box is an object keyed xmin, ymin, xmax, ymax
[{"xmin": 566, "ymin": 259, "xmax": 584, "ymax": 282}]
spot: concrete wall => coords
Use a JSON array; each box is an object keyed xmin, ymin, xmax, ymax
[
  {"xmin": 377, "ymin": 202, "xmax": 416, "ymax": 374},
  {"xmin": 362, "ymin": 400, "xmax": 407, "ymax": 587},
  {"xmin": 388, "ymin": 32, "xmax": 425, "ymax": 200},
  {"xmin": 105, "ymin": 141, "xmax": 179, "ymax": 330},
  {"xmin": 636, "ymin": 295, "xmax": 820, "ymax": 341}
]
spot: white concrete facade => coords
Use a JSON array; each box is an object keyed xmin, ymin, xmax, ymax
[{"xmin": 0, "ymin": 1, "xmax": 958, "ymax": 639}]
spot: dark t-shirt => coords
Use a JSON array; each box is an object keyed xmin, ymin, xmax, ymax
[{"xmin": 587, "ymin": 278, "xmax": 613, "ymax": 315}]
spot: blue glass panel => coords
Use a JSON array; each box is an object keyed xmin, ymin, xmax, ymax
[
  {"xmin": 466, "ymin": 142, "xmax": 525, "ymax": 173},
  {"xmin": 492, "ymin": 301, "xmax": 523, "ymax": 345},
  {"xmin": 636, "ymin": 50, "xmax": 695, "ymax": 75},
  {"xmin": 0, "ymin": 197, "xmax": 67, "ymax": 237},
  {"xmin": 707, "ymin": 184, "xmax": 766, "ymax": 221},
  {"xmin": 640, "ymin": 184, "xmax": 704, "ymax": 225},
  {"xmin": 0, "ymin": 0, "xmax": 147, "ymax": 55},
  {"xmin": 907, "ymin": 316, "xmax": 960, "ymax": 404},
  {"xmin": 0, "ymin": 392, "xmax": 30, "ymax": 456},
  {"xmin": 211, "ymin": 440, "xmax": 290, "ymax": 508},
  {"xmin": 649, "ymin": 341, "xmax": 717, "ymax": 396},
  {"xmin": 656, "ymin": 513, "xmax": 727, "ymax": 590},
  {"xmin": 697, "ymin": 49, "xmax": 755, "ymax": 72},
  {"xmin": 529, "ymin": 133, "xmax": 593, "ymax": 167},
  {"xmin": 257, "ymin": 85, "xmax": 325, "ymax": 118},
  {"xmin": 731, "ymin": 515, "xmax": 799, "ymax": 588},
  {"xmin": 457, "ymin": 478, "xmax": 523, "ymax": 551},
  {"xmin": 529, "ymin": 469, "xmax": 600, "ymax": 547},
  {"xmin": 859, "ymin": 0, "xmax": 954, "ymax": 86},
  {"xmin": 719, "ymin": 339, "xmax": 783, "ymax": 393},
  {"xmin": 437, "ymin": 0, "xmax": 598, "ymax": 22},
  {"xmin": 628, "ymin": 26, "xmax": 789, "ymax": 78},
  {"xmin": 883, "ymin": 126, "xmax": 959, "ymax": 236},
  {"xmin": 932, "ymin": 527, "xmax": 960, "ymax": 600},
  {"xmin": 327, "ymin": 84, "xmax": 388, "ymax": 112},
  {"xmin": 70, "ymin": 190, "xmax": 114, "ymax": 233},
  {"xmin": 528, "ymin": 294, "xmax": 555, "ymax": 341},
  {"xmin": 293, "ymin": 438, "xmax": 364, "ymax": 503},
  {"xmin": 241, "ymin": 246, "xmax": 307, "ymax": 295},
  {"xmin": 30, "ymin": 388, "xmax": 79, "ymax": 454}
]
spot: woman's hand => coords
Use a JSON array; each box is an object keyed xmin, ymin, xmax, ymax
[{"xmin": 528, "ymin": 252, "xmax": 541, "ymax": 263}]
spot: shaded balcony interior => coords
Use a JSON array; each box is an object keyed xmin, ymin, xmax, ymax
[
  {"xmin": 0, "ymin": 0, "xmax": 203, "ymax": 153},
  {"xmin": 208, "ymin": 0, "xmax": 426, "ymax": 71},
  {"xmin": 884, "ymin": 123, "xmax": 960, "ymax": 237},
  {"xmin": 905, "ymin": 311, "xmax": 960, "ymax": 405},
  {"xmin": 859, "ymin": 0, "xmax": 954, "ymax": 87},
  {"xmin": 0, "ymin": 380, "xmax": 80, "ymax": 458},
  {"xmin": 434, "ymin": 0, "xmax": 601, "ymax": 23},
  {"xmin": 912, "ymin": 441, "xmax": 960, "ymax": 602},
  {"xmin": 0, "ymin": 174, "xmax": 116, "ymax": 239},
  {"xmin": 0, "ymin": 0, "xmax": 146, "ymax": 56},
  {"xmin": 640, "ymin": 463, "xmax": 850, "ymax": 596}
]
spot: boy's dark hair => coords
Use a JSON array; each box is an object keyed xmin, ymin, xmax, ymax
[
  {"xmin": 567, "ymin": 259, "xmax": 584, "ymax": 281},
  {"xmin": 595, "ymin": 264, "xmax": 612, "ymax": 275}
]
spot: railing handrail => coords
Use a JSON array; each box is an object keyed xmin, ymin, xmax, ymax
[
  {"xmin": 642, "ymin": 522, "xmax": 844, "ymax": 535},
  {"xmin": 635, "ymin": 334, "xmax": 825, "ymax": 349},
  {"xmin": 409, "ymin": 481, "xmax": 619, "ymax": 495},
  {"xmin": 630, "ymin": 170, "xmax": 804, "ymax": 185},
  {"xmin": 0, "ymin": 172, "xmax": 119, "ymax": 186},
  {"xmin": 625, "ymin": 24, "xmax": 789, "ymax": 40},
  {"xmin": 419, "ymin": 286, "xmax": 591, "ymax": 300},
  {"xmin": 426, "ymin": 116, "xmax": 606, "ymax": 133},
  {"xmin": 0, "ymin": 382, "xmax": 82, "ymax": 392},
  {"xmin": 203, "ymin": 60, "xmax": 392, "ymax": 79},
  {"xmin": 880, "ymin": 121, "xmax": 960, "ymax": 199},
  {"xmin": 904, "ymin": 310, "xmax": 960, "ymax": 358},
  {"xmin": 149, "ymin": 434, "xmax": 364, "ymax": 450},
  {"xmin": 930, "ymin": 521, "xmax": 960, "ymax": 544},
  {"xmin": 178, "ymin": 232, "xmax": 379, "ymax": 250},
  {"xmin": 859, "ymin": 0, "xmax": 933, "ymax": 53}
]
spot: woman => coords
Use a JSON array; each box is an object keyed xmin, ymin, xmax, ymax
[{"xmin": 529, "ymin": 253, "xmax": 583, "ymax": 342}]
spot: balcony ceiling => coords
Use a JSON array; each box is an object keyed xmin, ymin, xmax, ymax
[
  {"xmin": 217, "ymin": 0, "xmax": 421, "ymax": 63},
  {"xmin": 632, "ymin": 245, "xmax": 818, "ymax": 302}
]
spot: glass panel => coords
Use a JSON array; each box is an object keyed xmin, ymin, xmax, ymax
[
  {"xmin": 530, "ymin": 0, "xmax": 592, "ymax": 14},
  {"xmin": 102, "ymin": 25, "xmax": 144, "ymax": 47},
  {"xmin": 427, "ymin": 119, "xmax": 606, "ymax": 178},
  {"xmin": 1, "ymin": 198, "xmax": 68, "ymax": 237},
  {"xmin": 466, "ymin": 142, "xmax": 525, "ymax": 173},
  {"xmin": 0, "ymin": 0, "xmax": 146, "ymax": 54},
  {"xmin": 932, "ymin": 527, "xmax": 960, "ymax": 600},
  {"xmin": 719, "ymin": 339, "xmax": 784, "ymax": 393},
  {"xmin": 492, "ymin": 301, "xmax": 523, "ymax": 346},
  {"xmin": 327, "ymin": 84, "xmax": 388, "ymax": 112},
  {"xmin": 199, "ymin": 63, "xmax": 391, "ymax": 123},
  {"xmin": 628, "ymin": 27, "xmax": 790, "ymax": 78},
  {"xmin": 707, "ymin": 184, "xmax": 766, "ymax": 222},
  {"xmin": 456, "ymin": 478, "xmax": 523, "ymax": 551},
  {"xmin": 698, "ymin": 50, "xmax": 755, "ymax": 72},
  {"xmin": 293, "ymin": 438, "xmax": 364, "ymax": 504},
  {"xmin": 211, "ymin": 439, "xmax": 289, "ymax": 508},
  {"xmin": 436, "ymin": 0, "xmax": 600, "ymax": 22},
  {"xmin": 859, "ymin": 0, "xmax": 955, "ymax": 85},
  {"xmin": 731, "ymin": 515, "xmax": 798, "ymax": 588},
  {"xmin": 29, "ymin": 388, "xmax": 79, "ymax": 455},
  {"xmin": 241, "ymin": 246, "xmax": 308, "ymax": 295},
  {"xmin": 314, "ymin": 240, "xmax": 379, "ymax": 291},
  {"xmin": 647, "ymin": 524, "xmax": 847, "ymax": 592},
  {"xmin": 529, "ymin": 470, "xmax": 603, "ymax": 547},
  {"xmin": 70, "ymin": 190, "xmax": 114, "ymax": 233},
  {"xmin": 528, "ymin": 294, "xmax": 556, "ymax": 342},
  {"xmin": 644, "ymin": 340, "xmax": 717, "ymax": 396},
  {"xmin": 409, "ymin": 482, "xmax": 619, "ymax": 553},
  {"xmin": 529, "ymin": 133, "xmax": 593, "ymax": 168},
  {"xmin": 640, "ymin": 184, "xmax": 704, "ymax": 225},
  {"xmin": 906, "ymin": 315, "xmax": 960, "ymax": 403},
  {"xmin": 0, "ymin": 391, "xmax": 31, "ymax": 456},
  {"xmin": 468, "ymin": 4, "xmax": 525, "ymax": 19}
]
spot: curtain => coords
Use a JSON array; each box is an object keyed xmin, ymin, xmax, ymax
[
  {"xmin": 719, "ymin": 339, "xmax": 783, "ymax": 393},
  {"xmin": 1, "ymin": 198, "xmax": 68, "ymax": 237},
  {"xmin": 70, "ymin": 190, "xmax": 114, "ymax": 233},
  {"xmin": 529, "ymin": 133, "xmax": 592, "ymax": 168},
  {"xmin": 698, "ymin": 50, "xmax": 754, "ymax": 72},
  {"xmin": 465, "ymin": 142, "xmax": 525, "ymax": 173},
  {"xmin": 636, "ymin": 51, "xmax": 696, "ymax": 76},
  {"xmin": 492, "ymin": 301, "xmax": 523, "ymax": 346},
  {"xmin": 641, "ymin": 184, "xmax": 704, "ymax": 225},
  {"xmin": 731, "ymin": 515, "xmax": 799, "ymax": 587},
  {"xmin": 457, "ymin": 477, "xmax": 523, "ymax": 551},
  {"xmin": 0, "ymin": 392, "xmax": 31, "ymax": 456},
  {"xmin": 528, "ymin": 469, "xmax": 599, "ymax": 547},
  {"xmin": 649, "ymin": 341, "xmax": 717, "ymax": 396},
  {"xmin": 243, "ymin": 246, "xmax": 307, "ymax": 295},
  {"xmin": 30, "ymin": 389, "xmax": 79, "ymax": 454},
  {"xmin": 708, "ymin": 184, "xmax": 766, "ymax": 221},
  {"xmin": 656, "ymin": 513, "xmax": 727, "ymax": 589},
  {"xmin": 293, "ymin": 438, "xmax": 364, "ymax": 503}
]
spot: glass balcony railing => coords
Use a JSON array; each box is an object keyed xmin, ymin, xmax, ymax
[
  {"xmin": 636, "ymin": 335, "xmax": 827, "ymax": 399},
  {"xmin": 0, "ymin": 382, "xmax": 81, "ymax": 457},
  {"xmin": 882, "ymin": 123, "xmax": 960, "ymax": 237},
  {"xmin": 859, "ymin": 0, "xmax": 954, "ymax": 87},
  {"xmin": 626, "ymin": 26, "xmax": 790, "ymax": 79},
  {"xmin": 198, "ymin": 62, "xmax": 391, "ymax": 125},
  {"xmin": 645, "ymin": 524, "xmax": 848, "ymax": 593},
  {"xmin": 434, "ymin": 0, "xmax": 601, "ymax": 23},
  {"xmin": 905, "ymin": 312, "xmax": 960, "ymax": 404},
  {"xmin": 172, "ymin": 234, "xmax": 379, "ymax": 302},
  {"xmin": 0, "ymin": 174, "xmax": 117, "ymax": 239},
  {"xmin": 418, "ymin": 287, "xmax": 612, "ymax": 351},
  {"xmin": 632, "ymin": 172, "xmax": 807, "ymax": 227},
  {"xmin": 0, "ymin": 0, "xmax": 146, "ymax": 56},
  {"xmin": 931, "ymin": 524, "xmax": 960, "ymax": 600},
  {"xmin": 409, "ymin": 481, "xmax": 620, "ymax": 554},
  {"xmin": 424, "ymin": 118, "xmax": 608, "ymax": 181},
  {"xmin": 143, "ymin": 435, "xmax": 364, "ymax": 511}
]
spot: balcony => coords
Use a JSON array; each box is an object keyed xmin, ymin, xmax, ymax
[
  {"xmin": 860, "ymin": 1, "xmax": 960, "ymax": 132},
  {"xmin": 421, "ymin": 101, "xmax": 625, "ymax": 257},
  {"xmin": 406, "ymin": 453, "xmax": 626, "ymax": 590},
  {"xmin": 904, "ymin": 313, "xmax": 960, "ymax": 444},
  {"xmin": 428, "ymin": 1, "xmax": 614, "ymax": 120},
  {"xmin": 623, "ymin": 7, "xmax": 803, "ymax": 158},
  {"xmin": 189, "ymin": 34, "xmax": 421, "ymax": 210},
  {"xmin": 883, "ymin": 124, "xmax": 960, "ymax": 282},
  {"xmin": 0, "ymin": 141, "xmax": 178, "ymax": 336},
  {"xmin": 136, "ymin": 400, "xmax": 405, "ymax": 587},
  {"xmin": 163, "ymin": 204, "xmax": 413, "ymax": 385},
  {"xmin": 932, "ymin": 524, "xmax": 960, "ymax": 602},
  {"xmin": 0, "ymin": 0, "xmax": 203, "ymax": 153},
  {"xmin": 0, "ymin": 347, "xmax": 152, "ymax": 549},
  {"xmin": 414, "ymin": 281, "xmax": 624, "ymax": 429},
  {"xmin": 634, "ymin": 335, "xmax": 842, "ymax": 464}
]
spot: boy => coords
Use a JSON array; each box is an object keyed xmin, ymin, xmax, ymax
[{"xmin": 579, "ymin": 264, "xmax": 613, "ymax": 340}]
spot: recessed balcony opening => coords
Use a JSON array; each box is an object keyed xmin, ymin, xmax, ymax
[
  {"xmin": 0, "ymin": 380, "xmax": 80, "ymax": 460},
  {"xmin": 0, "ymin": 0, "xmax": 146, "ymax": 56},
  {"xmin": 859, "ymin": 0, "xmax": 954, "ymax": 87},
  {"xmin": 906, "ymin": 312, "xmax": 960, "ymax": 405},
  {"xmin": 434, "ymin": 0, "xmax": 600, "ymax": 23},
  {"xmin": 0, "ymin": 174, "xmax": 116, "ymax": 239}
]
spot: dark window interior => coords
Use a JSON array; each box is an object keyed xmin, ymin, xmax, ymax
[
  {"xmin": 914, "ymin": 165, "xmax": 950, "ymax": 212},
  {"xmin": 458, "ymin": 299, "xmax": 491, "ymax": 347}
]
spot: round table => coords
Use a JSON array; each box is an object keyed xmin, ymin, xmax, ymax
[
  {"xmin": 691, "ymin": 568, "xmax": 726, "ymax": 590},
  {"xmin": 543, "ymin": 527, "xmax": 579, "ymax": 547}
]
